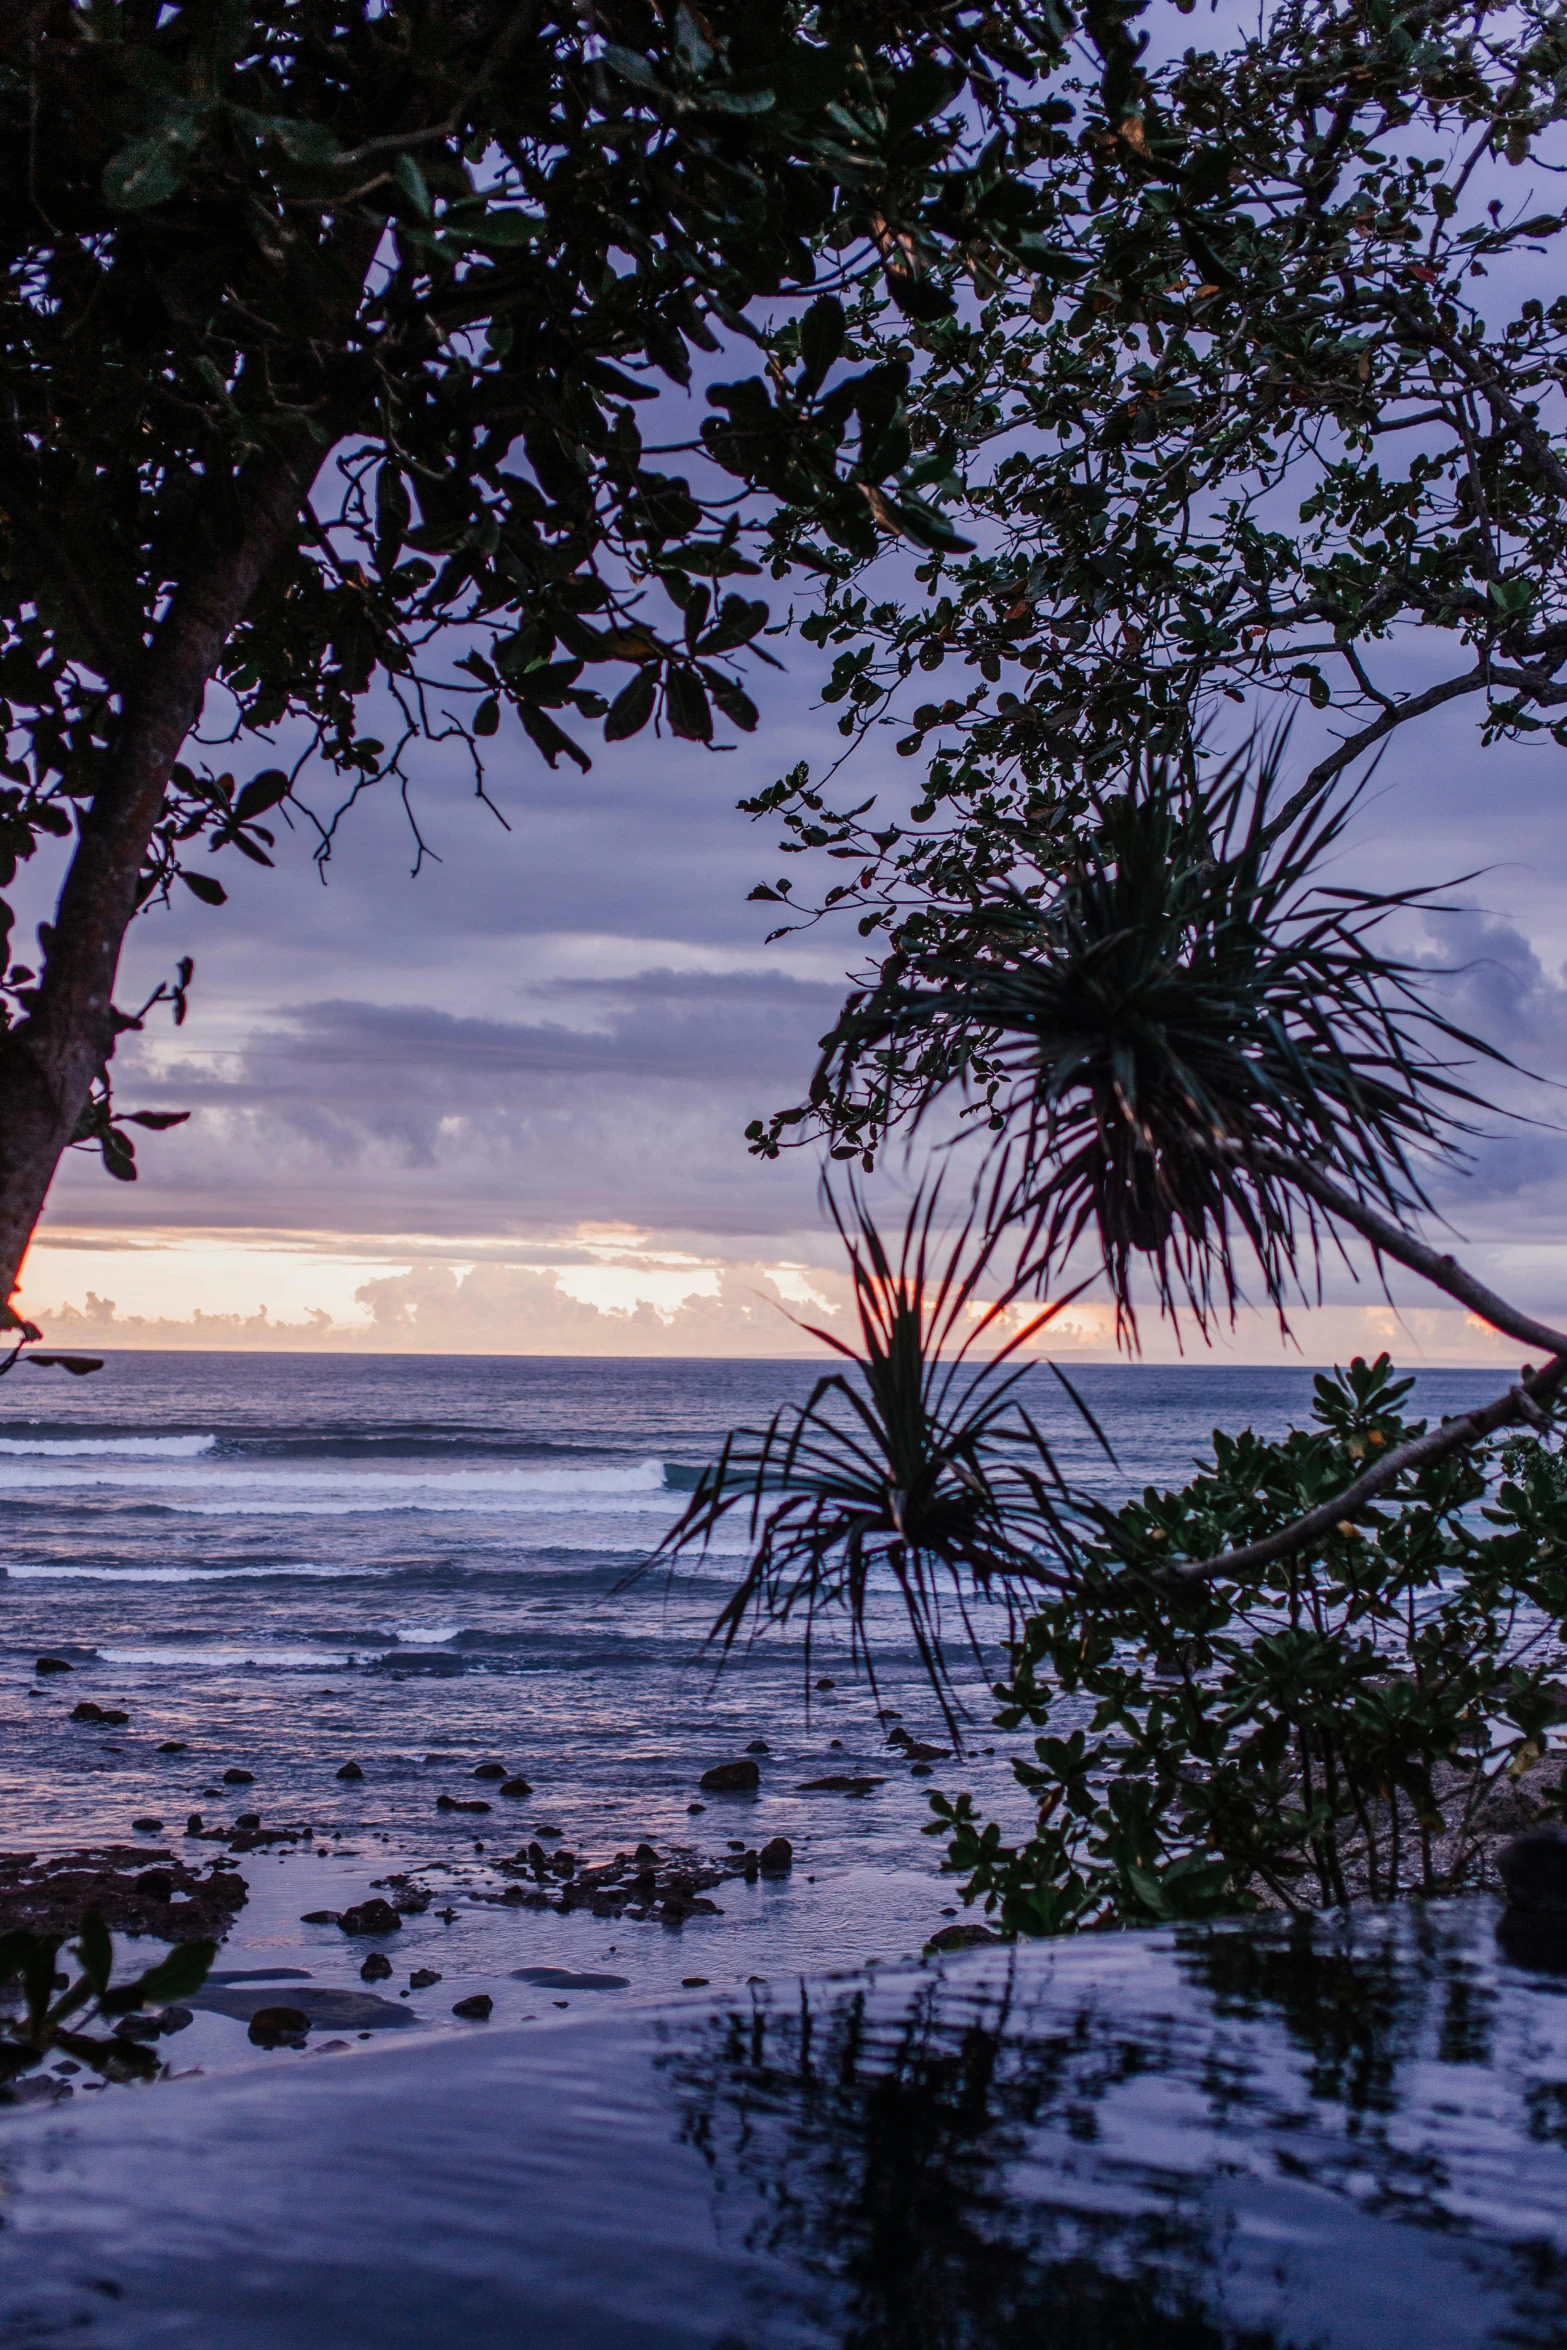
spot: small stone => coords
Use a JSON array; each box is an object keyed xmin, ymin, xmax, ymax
[
  {"xmin": 248, "ymin": 2005, "xmax": 309, "ymax": 2047},
  {"xmin": 925, "ymin": 1922, "xmax": 1001, "ymax": 1953},
  {"xmin": 35, "ymin": 1656, "xmax": 71, "ymax": 1674},
  {"xmin": 796, "ymin": 1775, "xmax": 885, "ymax": 1796},
  {"xmin": 409, "ymin": 1968, "xmax": 442, "ymax": 1988},
  {"xmin": 100, "ymin": 1709, "xmax": 129, "ymax": 1726},
  {"xmin": 158, "ymin": 1740, "xmax": 187, "ymax": 1754},
  {"xmin": 634, "ymin": 1843, "xmax": 659, "ymax": 1863},
  {"xmin": 300, "ymin": 1910, "xmax": 341, "ymax": 1925},
  {"xmin": 498, "ymin": 1776, "xmax": 532, "ymax": 1798},
  {"xmin": 360, "ymin": 1952, "xmax": 393, "ymax": 1982},
  {"xmin": 758, "ymin": 1837, "xmax": 793, "ymax": 1876},
  {"xmin": 436, "ymin": 1795, "xmax": 491, "ymax": 1814},
  {"xmin": 814, "ymin": 1677, "xmax": 836, "ymax": 1690},
  {"xmin": 234, "ymin": 1812, "xmax": 261, "ymax": 1831},
  {"xmin": 472, "ymin": 1762, "xmax": 507, "ymax": 1780},
  {"xmin": 132, "ymin": 1816, "xmax": 163, "ymax": 1834},
  {"xmin": 687, "ymin": 1803, "xmax": 705, "ymax": 1815},
  {"xmin": 910, "ymin": 1764, "xmax": 933, "ymax": 1778},
  {"xmin": 135, "ymin": 1869, "xmax": 173, "ymax": 1902},
  {"xmin": 452, "ymin": 1994, "xmax": 493, "ymax": 2021},
  {"xmin": 745, "ymin": 1739, "xmax": 770, "ymax": 1754},
  {"xmin": 69, "ymin": 1701, "xmax": 105, "ymax": 1724},
  {"xmin": 1500, "ymin": 1825, "xmax": 1567, "ymax": 1913},
  {"xmin": 338, "ymin": 1899, "xmax": 401, "ymax": 1936},
  {"xmin": 222, "ymin": 1768, "xmax": 254, "ymax": 1786},
  {"xmin": 699, "ymin": 1759, "xmax": 760, "ymax": 1793},
  {"xmin": 186, "ymin": 1813, "xmax": 204, "ymax": 1835},
  {"xmin": 681, "ymin": 1977, "xmax": 710, "ymax": 1988},
  {"xmin": 336, "ymin": 1761, "xmax": 364, "ymax": 1782}
]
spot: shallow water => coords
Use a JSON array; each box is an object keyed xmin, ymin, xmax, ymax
[
  {"xmin": 0, "ymin": 1898, "xmax": 1562, "ymax": 2346},
  {"xmin": 0, "ymin": 1354, "xmax": 1507, "ymax": 2052}
]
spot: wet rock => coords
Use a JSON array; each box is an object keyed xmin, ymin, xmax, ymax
[
  {"xmin": 758, "ymin": 1837, "xmax": 793, "ymax": 1876},
  {"xmin": 114, "ymin": 2004, "xmax": 192, "ymax": 2041},
  {"xmin": 335, "ymin": 1761, "xmax": 364, "ymax": 1782},
  {"xmin": 452, "ymin": 1994, "xmax": 493, "ymax": 2021},
  {"xmin": 436, "ymin": 1795, "xmax": 491, "ymax": 1815},
  {"xmin": 814, "ymin": 1677, "xmax": 836, "ymax": 1690},
  {"xmin": 550, "ymin": 1851, "xmax": 576, "ymax": 1879},
  {"xmin": 513, "ymin": 1967, "xmax": 628, "ymax": 1991},
  {"xmin": 132, "ymin": 1817, "xmax": 163, "ymax": 1835},
  {"xmin": 195, "ymin": 1984, "xmax": 414, "ymax": 2030},
  {"xmin": 0, "ymin": 1846, "xmax": 246, "ymax": 1942},
  {"xmin": 699, "ymin": 1760, "xmax": 760, "ymax": 1794},
  {"xmin": 134, "ymin": 1869, "xmax": 174, "ymax": 1903},
  {"xmin": 248, "ymin": 2005, "xmax": 310, "ymax": 2048},
  {"xmin": 360, "ymin": 1952, "xmax": 393, "ymax": 1983},
  {"xmin": 221, "ymin": 1769, "xmax": 254, "ymax": 1787},
  {"xmin": 903, "ymin": 1741, "xmax": 949, "ymax": 1763},
  {"xmin": 234, "ymin": 1813, "xmax": 261, "ymax": 1832},
  {"xmin": 69, "ymin": 1702, "xmax": 105, "ymax": 1724},
  {"xmin": 745, "ymin": 1739, "xmax": 770, "ymax": 1755},
  {"xmin": 185, "ymin": 1814, "xmax": 204, "ymax": 1836},
  {"xmin": 472, "ymin": 1763, "xmax": 507, "ymax": 1780},
  {"xmin": 925, "ymin": 1922, "xmax": 1001, "ymax": 1953},
  {"xmin": 409, "ymin": 1968, "xmax": 442, "ymax": 1989},
  {"xmin": 797, "ymin": 1775, "xmax": 885, "ymax": 1796},
  {"xmin": 1499, "ymin": 1825, "xmax": 1567, "ymax": 1913},
  {"xmin": 158, "ymin": 1741, "xmax": 187, "ymax": 1755},
  {"xmin": 35, "ymin": 1657, "xmax": 71, "ymax": 1675},
  {"xmin": 338, "ymin": 1898, "xmax": 401, "ymax": 1937},
  {"xmin": 499, "ymin": 1777, "xmax": 532, "ymax": 1798},
  {"xmin": 886, "ymin": 1726, "xmax": 911, "ymax": 1747},
  {"xmin": 910, "ymin": 1764, "xmax": 933, "ymax": 1778},
  {"xmin": 634, "ymin": 1843, "xmax": 659, "ymax": 1864}
]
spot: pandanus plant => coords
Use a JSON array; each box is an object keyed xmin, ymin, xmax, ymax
[
  {"xmin": 647, "ymin": 1179, "xmax": 1098, "ymax": 1738},
  {"xmin": 683, "ymin": 746, "xmax": 1567, "ymax": 1708}
]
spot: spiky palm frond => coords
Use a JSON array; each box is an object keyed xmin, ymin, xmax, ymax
[
  {"xmin": 813, "ymin": 741, "xmax": 1505, "ymax": 1339},
  {"xmin": 643, "ymin": 1181, "xmax": 1095, "ymax": 1740}
]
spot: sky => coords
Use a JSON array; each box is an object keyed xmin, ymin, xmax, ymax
[{"xmin": 13, "ymin": 16, "xmax": 1567, "ymax": 1367}]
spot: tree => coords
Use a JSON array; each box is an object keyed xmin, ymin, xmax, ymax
[
  {"xmin": 0, "ymin": 0, "xmax": 1079, "ymax": 1333},
  {"xmin": 741, "ymin": 0, "xmax": 1567, "ymax": 1144}
]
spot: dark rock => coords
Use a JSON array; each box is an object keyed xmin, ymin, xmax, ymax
[
  {"xmin": 100, "ymin": 1709, "xmax": 129, "ymax": 1727},
  {"xmin": 135, "ymin": 1869, "xmax": 173, "ymax": 1902},
  {"xmin": 360, "ymin": 1952, "xmax": 393, "ymax": 1983},
  {"xmin": 234, "ymin": 1812, "xmax": 261, "ymax": 1832},
  {"xmin": 114, "ymin": 2004, "xmax": 192, "ymax": 2041},
  {"xmin": 745, "ymin": 1739, "xmax": 770, "ymax": 1754},
  {"xmin": 904, "ymin": 1741, "xmax": 949, "ymax": 1763},
  {"xmin": 158, "ymin": 1741, "xmax": 187, "ymax": 1754},
  {"xmin": 0, "ymin": 1846, "xmax": 246, "ymax": 1942},
  {"xmin": 550, "ymin": 1851, "xmax": 576, "ymax": 1878},
  {"xmin": 910, "ymin": 1763, "xmax": 933, "ymax": 1778},
  {"xmin": 886, "ymin": 1726, "xmax": 911, "ymax": 1747},
  {"xmin": 132, "ymin": 1817, "xmax": 163, "ymax": 1835},
  {"xmin": 1499, "ymin": 1825, "xmax": 1567, "ymax": 1913},
  {"xmin": 499, "ymin": 1777, "xmax": 532, "ymax": 1798},
  {"xmin": 797, "ymin": 1776, "xmax": 885, "ymax": 1796},
  {"xmin": 338, "ymin": 1899, "xmax": 401, "ymax": 1937},
  {"xmin": 699, "ymin": 1759, "xmax": 760, "ymax": 1793},
  {"xmin": 409, "ymin": 1968, "xmax": 442, "ymax": 1989},
  {"xmin": 634, "ymin": 1842, "xmax": 659, "ymax": 1864},
  {"xmin": 512, "ymin": 1967, "xmax": 629, "ymax": 1991},
  {"xmin": 758, "ymin": 1837, "xmax": 793, "ymax": 1876},
  {"xmin": 682, "ymin": 1977, "xmax": 709, "ymax": 1988},
  {"xmin": 336, "ymin": 1761, "xmax": 364, "ymax": 1782},
  {"xmin": 815, "ymin": 1677, "xmax": 836, "ymax": 1690},
  {"xmin": 687, "ymin": 1803, "xmax": 705, "ymax": 1815},
  {"xmin": 436, "ymin": 1795, "xmax": 491, "ymax": 1814},
  {"xmin": 69, "ymin": 1702, "xmax": 105, "ymax": 1724},
  {"xmin": 248, "ymin": 2005, "xmax": 310, "ymax": 2047},
  {"xmin": 185, "ymin": 1815, "xmax": 204, "ymax": 1835},
  {"xmin": 472, "ymin": 1762, "xmax": 507, "ymax": 1780},
  {"xmin": 195, "ymin": 1985, "xmax": 414, "ymax": 2030},
  {"xmin": 221, "ymin": 1769, "xmax": 254, "ymax": 1787},
  {"xmin": 926, "ymin": 1922, "xmax": 1001, "ymax": 1953},
  {"xmin": 452, "ymin": 1994, "xmax": 493, "ymax": 2020},
  {"xmin": 35, "ymin": 1657, "xmax": 72, "ymax": 1674}
]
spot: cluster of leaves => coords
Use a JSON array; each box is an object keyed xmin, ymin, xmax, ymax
[
  {"xmin": 743, "ymin": 0, "xmax": 1567, "ymax": 1092},
  {"xmin": 0, "ymin": 1911, "xmax": 214, "ymax": 2094},
  {"xmin": 644, "ymin": 1178, "xmax": 1097, "ymax": 1734},
  {"xmin": 754, "ymin": 747, "xmax": 1500, "ymax": 1339},
  {"xmin": 0, "ymin": 0, "xmax": 1076, "ymax": 952},
  {"xmin": 930, "ymin": 1355, "xmax": 1567, "ymax": 1934}
]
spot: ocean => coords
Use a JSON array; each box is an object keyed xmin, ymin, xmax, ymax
[{"xmin": 0, "ymin": 1353, "xmax": 1506, "ymax": 2062}]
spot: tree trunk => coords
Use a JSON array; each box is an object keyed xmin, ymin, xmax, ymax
[{"xmin": 0, "ymin": 220, "xmax": 382, "ymax": 1312}]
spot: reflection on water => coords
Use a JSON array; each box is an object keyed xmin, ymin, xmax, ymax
[{"xmin": 658, "ymin": 1901, "xmax": 1567, "ymax": 2349}]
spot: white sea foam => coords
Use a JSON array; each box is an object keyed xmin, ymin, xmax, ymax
[
  {"xmin": 96, "ymin": 1645, "xmax": 360, "ymax": 1669},
  {"xmin": 0, "ymin": 1433, "xmax": 216, "ymax": 1459},
  {"xmin": 0, "ymin": 1452, "xmax": 675, "ymax": 1517},
  {"xmin": 394, "ymin": 1623, "xmax": 463, "ymax": 1643},
  {"xmin": 0, "ymin": 1561, "xmax": 379, "ymax": 1582}
]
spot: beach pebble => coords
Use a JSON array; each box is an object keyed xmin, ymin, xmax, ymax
[
  {"xmin": 360, "ymin": 1952, "xmax": 393, "ymax": 1982},
  {"xmin": 451, "ymin": 1994, "xmax": 493, "ymax": 2021},
  {"xmin": 186, "ymin": 1814, "xmax": 204, "ymax": 1834},
  {"xmin": 815, "ymin": 1678, "xmax": 836, "ymax": 1690},
  {"xmin": 69, "ymin": 1702, "xmax": 106, "ymax": 1724},
  {"xmin": 222, "ymin": 1769, "xmax": 254, "ymax": 1787},
  {"xmin": 758, "ymin": 1837, "xmax": 794, "ymax": 1876},
  {"xmin": 699, "ymin": 1760, "xmax": 760, "ymax": 1793},
  {"xmin": 409, "ymin": 1968, "xmax": 442, "ymax": 1988},
  {"xmin": 336, "ymin": 1761, "xmax": 364, "ymax": 1782}
]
